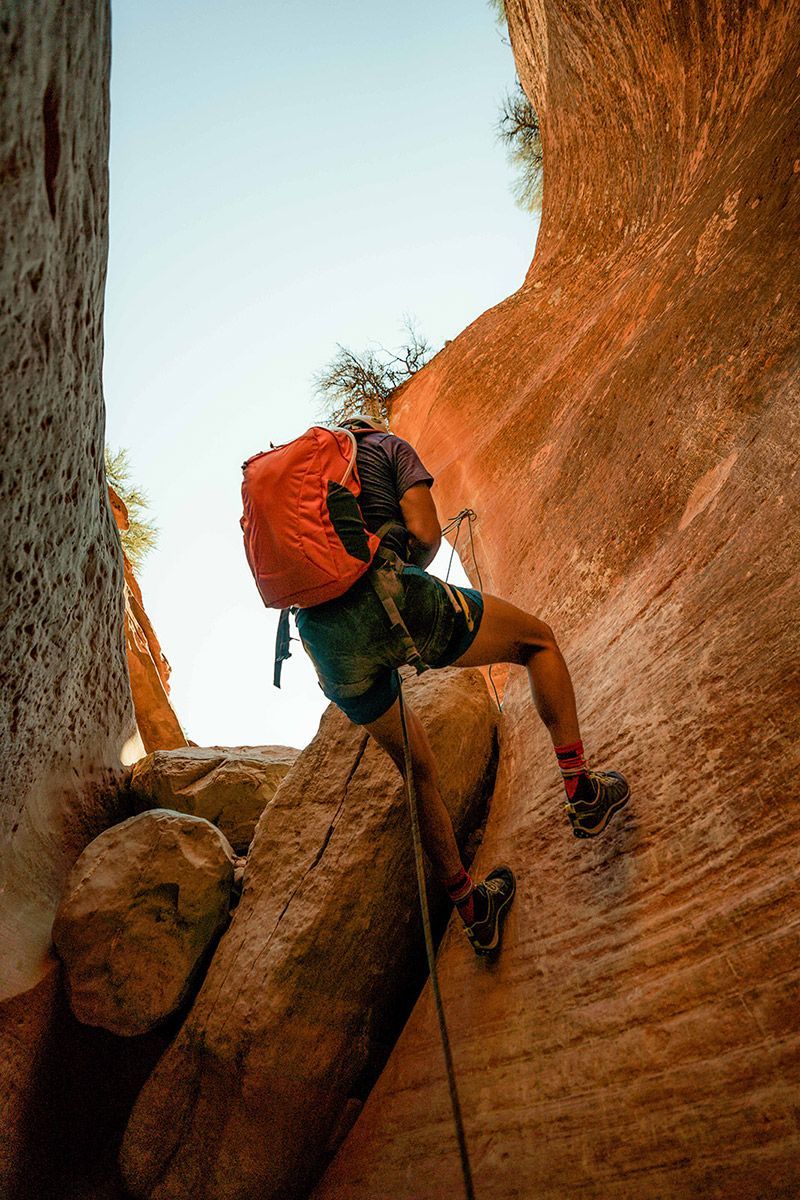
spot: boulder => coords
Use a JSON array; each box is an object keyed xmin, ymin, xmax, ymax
[
  {"xmin": 52, "ymin": 810, "xmax": 236, "ymax": 1037},
  {"xmin": 129, "ymin": 745, "xmax": 300, "ymax": 854},
  {"xmin": 120, "ymin": 667, "xmax": 499, "ymax": 1199},
  {"xmin": 313, "ymin": 2, "xmax": 800, "ymax": 1198}
]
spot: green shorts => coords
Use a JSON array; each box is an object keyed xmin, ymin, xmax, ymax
[{"xmin": 295, "ymin": 564, "xmax": 484, "ymax": 725}]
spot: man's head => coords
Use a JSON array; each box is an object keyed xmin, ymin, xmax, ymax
[{"xmin": 338, "ymin": 413, "xmax": 388, "ymax": 434}]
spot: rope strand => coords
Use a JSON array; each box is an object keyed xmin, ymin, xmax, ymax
[
  {"xmin": 442, "ymin": 510, "xmax": 502, "ymax": 713},
  {"xmin": 398, "ymin": 683, "xmax": 476, "ymax": 1200}
]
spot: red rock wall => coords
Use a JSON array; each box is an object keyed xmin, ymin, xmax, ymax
[
  {"xmin": 109, "ymin": 486, "xmax": 188, "ymax": 752},
  {"xmin": 316, "ymin": 1, "xmax": 800, "ymax": 1197},
  {"xmin": 0, "ymin": 3, "xmax": 135, "ymax": 1193}
]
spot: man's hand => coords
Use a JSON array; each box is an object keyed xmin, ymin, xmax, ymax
[{"xmin": 400, "ymin": 483, "xmax": 441, "ymax": 569}]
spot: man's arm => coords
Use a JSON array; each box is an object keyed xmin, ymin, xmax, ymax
[{"xmin": 400, "ymin": 483, "xmax": 441, "ymax": 569}]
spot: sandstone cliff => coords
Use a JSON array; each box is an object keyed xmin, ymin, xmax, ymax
[
  {"xmin": 316, "ymin": 2, "xmax": 800, "ymax": 1197},
  {"xmin": 109, "ymin": 485, "xmax": 187, "ymax": 753},
  {"xmin": 0, "ymin": 3, "xmax": 136, "ymax": 1194}
]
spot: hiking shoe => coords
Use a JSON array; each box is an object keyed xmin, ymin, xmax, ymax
[
  {"xmin": 464, "ymin": 866, "xmax": 516, "ymax": 957},
  {"xmin": 565, "ymin": 770, "xmax": 630, "ymax": 839}
]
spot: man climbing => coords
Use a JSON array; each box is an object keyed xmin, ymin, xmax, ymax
[{"xmin": 291, "ymin": 414, "xmax": 630, "ymax": 956}]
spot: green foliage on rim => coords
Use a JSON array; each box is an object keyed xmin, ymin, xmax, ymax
[
  {"xmin": 489, "ymin": 0, "xmax": 543, "ymax": 212},
  {"xmin": 104, "ymin": 444, "xmax": 159, "ymax": 572},
  {"xmin": 496, "ymin": 81, "xmax": 543, "ymax": 212}
]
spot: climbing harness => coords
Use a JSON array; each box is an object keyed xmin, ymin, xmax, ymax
[{"xmin": 397, "ymin": 679, "xmax": 476, "ymax": 1200}]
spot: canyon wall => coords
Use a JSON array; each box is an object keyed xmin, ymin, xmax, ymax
[
  {"xmin": 317, "ymin": 1, "xmax": 800, "ymax": 1197},
  {"xmin": 110, "ymin": 486, "xmax": 187, "ymax": 752},
  {"xmin": 0, "ymin": 2, "xmax": 134, "ymax": 1192}
]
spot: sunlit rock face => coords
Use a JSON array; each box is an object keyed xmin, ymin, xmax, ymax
[
  {"xmin": 53, "ymin": 809, "xmax": 237, "ymax": 1036},
  {"xmin": 130, "ymin": 744, "xmax": 300, "ymax": 854},
  {"xmin": 316, "ymin": 2, "xmax": 800, "ymax": 1198},
  {"xmin": 109, "ymin": 485, "xmax": 188, "ymax": 753},
  {"xmin": 120, "ymin": 668, "xmax": 499, "ymax": 1200},
  {"xmin": 0, "ymin": 2, "xmax": 135, "ymax": 1192}
]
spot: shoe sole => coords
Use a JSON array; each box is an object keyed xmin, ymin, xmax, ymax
[
  {"xmin": 572, "ymin": 784, "xmax": 631, "ymax": 839},
  {"xmin": 470, "ymin": 873, "xmax": 517, "ymax": 957}
]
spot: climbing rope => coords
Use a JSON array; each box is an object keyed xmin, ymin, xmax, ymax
[
  {"xmin": 441, "ymin": 509, "xmax": 502, "ymax": 713},
  {"xmin": 397, "ymin": 681, "xmax": 476, "ymax": 1200},
  {"xmin": 390, "ymin": 504, "xmax": 503, "ymax": 1198}
]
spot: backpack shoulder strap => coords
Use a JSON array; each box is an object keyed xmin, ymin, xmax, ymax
[{"xmin": 328, "ymin": 426, "xmax": 358, "ymax": 486}]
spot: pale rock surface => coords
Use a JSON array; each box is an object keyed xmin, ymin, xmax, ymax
[
  {"xmin": 52, "ymin": 809, "xmax": 237, "ymax": 1037},
  {"xmin": 0, "ymin": 3, "xmax": 135, "ymax": 1192},
  {"xmin": 120, "ymin": 668, "xmax": 498, "ymax": 1200},
  {"xmin": 130, "ymin": 745, "xmax": 300, "ymax": 854},
  {"xmin": 315, "ymin": 1, "xmax": 800, "ymax": 1197}
]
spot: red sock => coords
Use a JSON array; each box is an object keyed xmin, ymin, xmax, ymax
[
  {"xmin": 444, "ymin": 866, "xmax": 477, "ymax": 925},
  {"xmin": 555, "ymin": 739, "xmax": 588, "ymax": 800}
]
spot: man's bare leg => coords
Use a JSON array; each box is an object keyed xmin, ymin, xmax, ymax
[
  {"xmin": 451, "ymin": 593, "xmax": 580, "ymax": 746},
  {"xmin": 365, "ymin": 692, "xmax": 515, "ymax": 953},
  {"xmin": 453, "ymin": 592, "xmax": 630, "ymax": 837},
  {"xmin": 365, "ymin": 696, "xmax": 462, "ymax": 880},
  {"xmin": 365, "ymin": 595, "xmax": 577, "ymax": 875}
]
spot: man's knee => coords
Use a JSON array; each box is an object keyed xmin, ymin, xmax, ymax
[
  {"xmin": 540, "ymin": 620, "xmax": 558, "ymax": 649},
  {"xmin": 521, "ymin": 618, "xmax": 558, "ymax": 660}
]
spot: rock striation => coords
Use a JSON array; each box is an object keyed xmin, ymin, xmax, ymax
[
  {"xmin": 120, "ymin": 668, "xmax": 499, "ymax": 1200},
  {"xmin": 130, "ymin": 744, "xmax": 299, "ymax": 854},
  {"xmin": 52, "ymin": 809, "xmax": 237, "ymax": 1036},
  {"xmin": 109, "ymin": 485, "xmax": 188, "ymax": 753},
  {"xmin": 315, "ymin": 2, "xmax": 800, "ymax": 1198},
  {"xmin": 0, "ymin": 3, "xmax": 135, "ymax": 1193}
]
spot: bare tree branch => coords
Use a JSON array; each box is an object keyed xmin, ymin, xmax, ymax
[{"xmin": 314, "ymin": 318, "xmax": 436, "ymax": 428}]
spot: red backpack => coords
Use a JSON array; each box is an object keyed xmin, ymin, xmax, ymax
[
  {"xmin": 240, "ymin": 424, "xmax": 388, "ymax": 607},
  {"xmin": 241, "ymin": 425, "xmax": 405, "ymax": 685}
]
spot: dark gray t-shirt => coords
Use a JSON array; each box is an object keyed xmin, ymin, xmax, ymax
[{"xmin": 355, "ymin": 431, "xmax": 434, "ymax": 557}]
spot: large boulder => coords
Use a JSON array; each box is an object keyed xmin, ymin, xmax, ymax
[
  {"xmin": 120, "ymin": 667, "xmax": 499, "ymax": 1199},
  {"xmin": 313, "ymin": 2, "xmax": 800, "ymax": 1198},
  {"xmin": 129, "ymin": 745, "xmax": 300, "ymax": 855},
  {"xmin": 52, "ymin": 810, "xmax": 237, "ymax": 1036}
]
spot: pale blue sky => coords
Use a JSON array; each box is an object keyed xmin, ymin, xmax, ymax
[{"xmin": 104, "ymin": 0, "xmax": 538, "ymax": 749}]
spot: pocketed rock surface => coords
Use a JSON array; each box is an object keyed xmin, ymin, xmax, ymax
[
  {"xmin": 130, "ymin": 745, "xmax": 300, "ymax": 854},
  {"xmin": 0, "ymin": 3, "xmax": 135, "ymax": 1191},
  {"xmin": 52, "ymin": 809, "xmax": 237, "ymax": 1036},
  {"xmin": 0, "ymin": 2, "xmax": 130, "ymax": 1003},
  {"xmin": 314, "ymin": 2, "xmax": 800, "ymax": 1198},
  {"xmin": 120, "ymin": 668, "xmax": 498, "ymax": 1200}
]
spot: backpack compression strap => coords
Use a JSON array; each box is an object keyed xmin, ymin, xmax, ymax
[{"xmin": 274, "ymin": 607, "xmax": 293, "ymax": 688}]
